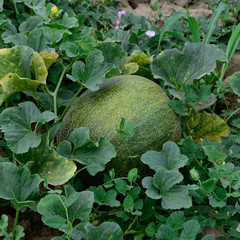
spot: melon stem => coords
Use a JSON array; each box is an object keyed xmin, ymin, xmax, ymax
[
  {"xmin": 120, "ymin": 135, "xmax": 136, "ymax": 168},
  {"xmin": 58, "ymin": 86, "xmax": 84, "ymax": 122}
]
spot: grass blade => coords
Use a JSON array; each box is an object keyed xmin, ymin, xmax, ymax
[
  {"xmin": 188, "ymin": 17, "xmax": 201, "ymax": 43},
  {"xmin": 157, "ymin": 11, "xmax": 186, "ymax": 53},
  {"xmin": 204, "ymin": 2, "xmax": 227, "ymax": 44},
  {"xmin": 220, "ymin": 23, "xmax": 240, "ymax": 81}
]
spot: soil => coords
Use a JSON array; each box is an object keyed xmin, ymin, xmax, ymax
[
  {"xmin": 0, "ymin": 205, "xmax": 62, "ymax": 239},
  {"xmin": 1, "ymin": 0, "xmax": 240, "ymax": 239}
]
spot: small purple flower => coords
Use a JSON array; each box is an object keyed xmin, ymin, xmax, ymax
[
  {"xmin": 93, "ymin": 0, "xmax": 96, "ymax": 3},
  {"xmin": 115, "ymin": 20, "xmax": 120, "ymax": 30},
  {"xmin": 146, "ymin": 30, "xmax": 156, "ymax": 38},
  {"xmin": 236, "ymin": 223, "xmax": 240, "ymax": 232},
  {"xmin": 118, "ymin": 10, "xmax": 126, "ymax": 19}
]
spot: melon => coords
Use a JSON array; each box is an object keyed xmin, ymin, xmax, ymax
[{"xmin": 58, "ymin": 75, "xmax": 181, "ymax": 178}]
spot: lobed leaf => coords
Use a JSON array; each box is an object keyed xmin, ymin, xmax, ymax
[
  {"xmin": 0, "ymin": 162, "xmax": 42, "ymax": 208},
  {"xmin": 141, "ymin": 141, "xmax": 188, "ymax": 172},
  {"xmin": 230, "ymin": 71, "xmax": 240, "ymax": 96},
  {"xmin": 37, "ymin": 186, "xmax": 94, "ymax": 229},
  {"xmin": 85, "ymin": 222, "xmax": 123, "ymax": 240},
  {"xmin": 67, "ymin": 53, "xmax": 114, "ymax": 91},
  {"xmin": 187, "ymin": 111, "xmax": 230, "ymax": 144},
  {"xmin": 0, "ymin": 46, "xmax": 48, "ymax": 105},
  {"xmin": 15, "ymin": 133, "xmax": 77, "ymax": 186},
  {"xmin": 128, "ymin": 50, "xmax": 151, "ymax": 67},
  {"xmin": 151, "ymin": 43, "xmax": 226, "ymax": 88},
  {"xmin": 0, "ymin": 101, "xmax": 54, "ymax": 154},
  {"xmin": 97, "ymin": 42, "xmax": 128, "ymax": 72},
  {"xmin": 40, "ymin": 50, "xmax": 58, "ymax": 69},
  {"xmin": 57, "ymin": 127, "xmax": 116, "ymax": 176},
  {"xmin": 180, "ymin": 220, "xmax": 200, "ymax": 240}
]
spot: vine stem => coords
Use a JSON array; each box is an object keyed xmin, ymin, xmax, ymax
[
  {"xmin": 53, "ymin": 63, "xmax": 71, "ymax": 121},
  {"xmin": 226, "ymin": 108, "xmax": 240, "ymax": 123},
  {"xmin": 124, "ymin": 215, "xmax": 138, "ymax": 236},
  {"xmin": 11, "ymin": 208, "xmax": 20, "ymax": 240},
  {"xmin": 58, "ymin": 86, "xmax": 84, "ymax": 122},
  {"xmin": 120, "ymin": 135, "xmax": 135, "ymax": 168},
  {"xmin": 11, "ymin": 0, "xmax": 19, "ymax": 15}
]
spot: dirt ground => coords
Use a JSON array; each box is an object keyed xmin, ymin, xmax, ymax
[{"xmin": 1, "ymin": 1, "xmax": 240, "ymax": 239}]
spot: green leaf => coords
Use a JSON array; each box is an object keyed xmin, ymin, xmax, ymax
[
  {"xmin": 65, "ymin": 185, "xmax": 94, "ymax": 222},
  {"xmin": 85, "ymin": 222, "xmax": 123, "ymax": 240},
  {"xmin": 2, "ymin": 22, "xmax": 17, "ymax": 43},
  {"xmin": 0, "ymin": 101, "xmax": 55, "ymax": 154},
  {"xmin": 89, "ymin": 186, "xmax": 120, "ymax": 207},
  {"xmin": 156, "ymin": 225, "xmax": 178, "ymax": 240},
  {"xmin": 201, "ymin": 235, "xmax": 214, "ymax": 240},
  {"xmin": 142, "ymin": 176, "xmax": 160, "ymax": 200},
  {"xmin": 180, "ymin": 220, "xmax": 200, "ymax": 240},
  {"xmin": 0, "ymin": 162, "xmax": 42, "ymax": 209},
  {"xmin": 27, "ymin": 28, "xmax": 48, "ymax": 52},
  {"xmin": 115, "ymin": 179, "xmax": 128, "ymax": 195},
  {"xmin": 19, "ymin": 16, "xmax": 44, "ymax": 33},
  {"xmin": 123, "ymin": 195, "xmax": 134, "ymax": 212},
  {"xmin": 23, "ymin": 0, "xmax": 45, "ymax": 11},
  {"xmin": 37, "ymin": 188, "xmax": 94, "ymax": 229},
  {"xmin": 48, "ymin": 12, "xmax": 79, "ymax": 29},
  {"xmin": 142, "ymin": 174, "xmax": 192, "ymax": 209},
  {"xmin": 187, "ymin": 111, "xmax": 230, "ymax": 144},
  {"xmin": 166, "ymin": 211, "xmax": 185, "ymax": 230},
  {"xmin": 15, "ymin": 133, "xmax": 77, "ymax": 186},
  {"xmin": 188, "ymin": 16, "xmax": 200, "ymax": 43},
  {"xmin": 0, "ymin": 214, "xmax": 9, "ymax": 238},
  {"xmin": 161, "ymin": 186, "xmax": 192, "ymax": 210},
  {"xmin": 0, "ymin": 46, "xmax": 48, "ymax": 104},
  {"xmin": 0, "ymin": 0, "xmax": 3, "ymax": 11},
  {"xmin": 202, "ymin": 145, "xmax": 226, "ymax": 165},
  {"xmin": 168, "ymin": 99, "xmax": 189, "ymax": 116},
  {"xmin": 41, "ymin": 26, "xmax": 72, "ymax": 44},
  {"xmin": 67, "ymin": 53, "xmax": 114, "ymax": 91},
  {"xmin": 153, "ymin": 169, "xmax": 183, "ymax": 192},
  {"xmin": 151, "ymin": 43, "xmax": 226, "ymax": 88},
  {"xmin": 141, "ymin": 141, "xmax": 188, "ymax": 172},
  {"xmin": 58, "ymin": 127, "xmax": 116, "ymax": 176},
  {"xmin": 128, "ymin": 168, "xmax": 138, "ymax": 182},
  {"xmin": 59, "ymin": 42, "xmax": 78, "ymax": 57},
  {"xmin": 230, "ymin": 71, "xmax": 240, "ymax": 96},
  {"xmin": 0, "ymin": 214, "xmax": 25, "ymax": 239},
  {"xmin": 158, "ymin": 11, "xmax": 186, "ymax": 51},
  {"xmin": 204, "ymin": 2, "xmax": 227, "ymax": 44},
  {"xmin": 145, "ymin": 222, "xmax": 157, "ymax": 237},
  {"xmin": 209, "ymin": 197, "xmax": 226, "ymax": 208},
  {"xmin": 97, "ymin": 42, "xmax": 128, "ymax": 72},
  {"xmin": 220, "ymin": 23, "xmax": 240, "ymax": 81}
]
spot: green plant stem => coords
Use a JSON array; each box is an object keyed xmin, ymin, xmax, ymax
[
  {"xmin": 58, "ymin": 86, "xmax": 84, "ymax": 122},
  {"xmin": 124, "ymin": 215, "xmax": 138, "ymax": 236},
  {"xmin": 56, "ymin": 195, "xmax": 72, "ymax": 238},
  {"xmin": 43, "ymin": 85, "xmax": 53, "ymax": 96},
  {"xmin": 10, "ymin": 0, "xmax": 19, "ymax": 16},
  {"xmin": 53, "ymin": 63, "xmax": 71, "ymax": 121},
  {"xmin": 11, "ymin": 208, "xmax": 20, "ymax": 240},
  {"xmin": 120, "ymin": 135, "xmax": 135, "ymax": 168},
  {"xmin": 226, "ymin": 108, "xmax": 240, "ymax": 123}
]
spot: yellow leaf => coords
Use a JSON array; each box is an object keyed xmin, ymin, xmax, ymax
[
  {"xmin": 187, "ymin": 111, "xmax": 230, "ymax": 144},
  {"xmin": 128, "ymin": 50, "xmax": 151, "ymax": 67}
]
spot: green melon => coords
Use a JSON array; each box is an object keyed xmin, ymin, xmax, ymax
[{"xmin": 59, "ymin": 75, "xmax": 181, "ymax": 178}]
